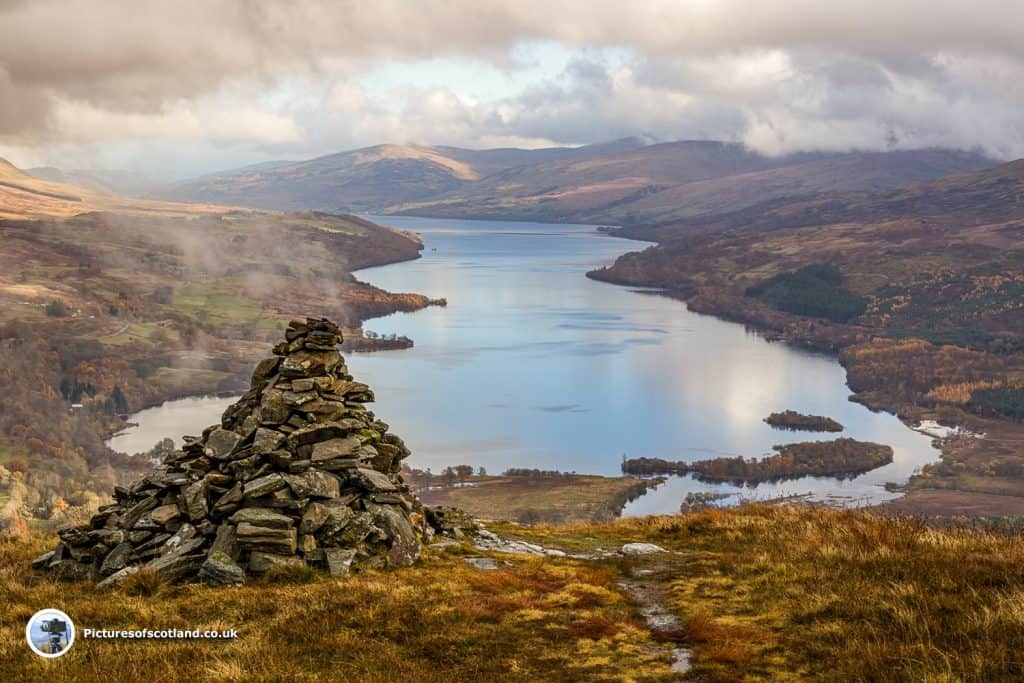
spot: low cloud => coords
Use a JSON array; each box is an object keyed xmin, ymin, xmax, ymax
[{"xmin": 2, "ymin": 1, "xmax": 1024, "ymax": 174}]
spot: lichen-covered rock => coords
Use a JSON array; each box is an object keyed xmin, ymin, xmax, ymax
[
  {"xmin": 235, "ymin": 523, "xmax": 298, "ymax": 554},
  {"xmin": 425, "ymin": 506, "xmax": 479, "ymax": 539},
  {"xmin": 199, "ymin": 551, "xmax": 246, "ymax": 586},
  {"xmin": 248, "ymin": 551, "xmax": 305, "ymax": 574},
  {"xmin": 229, "ymin": 508, "xmax": 293, "ymax": 529},
  {"xmin": 324, "ymin": 547, "xmax": 357, "ymax": 578},
  {"xmin": 39, "ymin": 318, "xmax": 443, "ymax": 586},
  {"xmin": 206, "ymin": 428, "xmax": 242, "ymax": 459}
]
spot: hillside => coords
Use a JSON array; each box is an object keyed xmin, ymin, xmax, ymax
[
  {"xmin": 388, "ymin": 140, "xmax": 817, "ymax": 221},
  {"xmin": 0, "ymin": 156, "xmax": 232, "ymax": 221},
  {"xmin": 163, "ymin": 140, "xmax": 997, "ymax": 226},
  {"xmin": 587, "ymin": 148, "xmax": 997, "ymax": 229},
  {"xmin": 161, "ymin": 138, "xmax": 647, "ymax": 212},
  {"xmin": 0, "ymin": 160, "xmax": 440, "ymax": 534},
  {"xmin": 615, "ymin": 155, "xmax": 1023, "ymax": 242},
  {"xmin": 590, "ymin": 159, "xmax": 1024, "ymax": 516},
  {"xmin": 4, "ymin": 506, "xmax": 1024, "ymax": 681},
  {"xmin": 25, "ymin": 166, "xmax": 158, "ymax": 198},
  {"xmin": 393, "ymin": 146, "xmax": 995, "ymax": 225}
]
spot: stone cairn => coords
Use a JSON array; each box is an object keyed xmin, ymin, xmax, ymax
[{"xmin": 36, "ymin": 318, "xmax": 462, "ymax": 587}]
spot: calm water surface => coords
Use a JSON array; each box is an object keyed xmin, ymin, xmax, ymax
[
  {"xmin": 107, "ymin": 395, "xmax": 237, "ymax": 455},
  {"xmin": 111, "ymin": 215, "xmax": 940, "ymax": 513}
]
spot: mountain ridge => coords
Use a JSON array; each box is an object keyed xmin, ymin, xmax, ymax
[
  {"xmin": 160, "ymin": 138, "xmax": 650, "ymax": 212},
  {"xmin": 158, "ymin": 140, "xmax": 1000, "ymax": 225}
]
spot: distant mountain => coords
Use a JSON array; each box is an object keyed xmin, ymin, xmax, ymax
[
  {"xmin": 577, "ymin": 149, "xmax": 997, "ymax": 228},
  {"xmin": 394, "ymin": 146, "xmax": 996, "ymax": 225},
  {"xmin": 614, "ymin": 154, "xmax": 1020, "ymax": 242},
  {"xmin": 193, "ymin": 159, "xmax": 299, "ymax": 179},
  {"xmin": 0, "ymin": 156, "xmax": 234, "ymax": 220},
  {"xmin": 389, "ymin": 140, "xmax": 828, "ymax": 221},
  {"xmin": 592, "ymin": 156, "xmax": 1024, "ymax": 291},
  {"xmin": 161, "ymin": 138, "xmax": 648, "ymax": 212},
  {"xmin": 163, "ymin": 139, "xmax": 999, "ymax": 229},
  {"xmin": 25, "ymin": 166, "xmax": 159, "ymax": 198}
]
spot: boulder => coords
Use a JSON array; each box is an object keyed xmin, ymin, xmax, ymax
[
  {"xmin": 181, "ymin": 480, "xmax": 208, "ymax": 521},
  {"xmin": 243, "ymin": 473, "xmax": 286, "ymax": 498},
  {"xmin": 323, "ymin": 547, "xmax": 357, "ymax": 578},
  {"xmin": 229, "ymin": 508, "xmax": 293, "ymax": 529},
  {"xmin": 350, "ymin": 468, "xmax": 397, "ymax": 492},
  {"xmin": 299, "ymin": 502, "xmax": 330, "ymax": 535},
  {"xmin": 206, "ymin": 428, "xmax": 242, "ymax": 459},
  {"xmin": 620, "ymin": 543, "xmax": 667, "ymax": 556},
  {"xmin": 235, "ymin": 523, "xmax": 297, "ymax": 554},
  {"xmin": 199, "ymin": 551, "xmax": 246, "ymax": 586},
  {"xmin": 311, "ymin": 436, "xmax": 360, "ymax": 462},
  {"xmin": 207, "ymin": 524, "xmax": 239, "ymax": 560},
  {"xmin": 260, "ymin": 389, "xmax": 290, "ymax": 424},
  {"xmin": 97, "ymin": 566, "xmax": 140, "ymax": 590},
  {"xmin": 248, "ymin": 551, "xmax": 306, "ymax": 574},
  {"xmin": 151, "ymin": 504, "xmax": 181, "ymax": 527},
  {"xmin": 284, "ymin": 470, "xmax": 340, "ymax": 499},
  {"xmin": 374, "ymin": 506, "xmax": 420, "ymax": 567},
  {"xmin": 99, "ymin": 542, "xmax": 133, "ymax": 577},
  {"xmin": 253, "ymin": 428, "xmax": 285, "ymax": 454},
  {"xmin": 146, "ymin": 539, "xmax": 205, "ymax": 583}
]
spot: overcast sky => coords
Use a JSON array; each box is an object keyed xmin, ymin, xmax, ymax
[{"xmin": 2, "ymin": 0, "xmax": 1023, "ymax": 180}]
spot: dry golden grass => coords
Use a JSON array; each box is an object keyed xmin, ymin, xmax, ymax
[
  {"xmin": 416, "ymin": 474, "xmax": 657, "ymax": 524},
  {"xmin": 503, "ymin": 505, "xmax": 1024, "ymax": 682},
  {"xmin": 925, "ymin": 380, "xmax": 1003, "ymax": 404},
  {"xmin": 0, "ymin": 534, "xmax": 672, "ymax": 682},
  {"xmin": 6, "ymin": 505, "xmax": 1024, "ymax": 681}
]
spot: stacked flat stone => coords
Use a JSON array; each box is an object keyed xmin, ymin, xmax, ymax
[{"xmin": 36, "ymin": 318, "xmax": 431, "ymax": 587}]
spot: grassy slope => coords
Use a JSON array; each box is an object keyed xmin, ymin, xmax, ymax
[
  {"xmin": 4, "ymin": 505, "xmax": 1024, "ymax": 681},
  {"xmin": 416, "ymin": 475, "xmax": 661, "ymax": 524},
  {"xmin": 1, "ymin": 533, "xmax": 672, "ymax": 682}
]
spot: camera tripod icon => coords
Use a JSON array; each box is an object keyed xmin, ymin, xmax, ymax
[{"xmin": 26, "ymin": 609, "xmax": 75, "ymax": 658}]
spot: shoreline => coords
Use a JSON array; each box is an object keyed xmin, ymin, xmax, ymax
[
  {"xmin": 107, "ymin": 216, "xmax": 950, "ymax": 517},
  {"xmin": 93, "ymin": 221, "xmax": 443, "ymax": 450},
  {"xmin": 588, "ymin": 264, "xmax": 1020, "ymax": 516},
  {"xmin": 346, "ymin": 217, "xmax": 942, "ymax": 513}
]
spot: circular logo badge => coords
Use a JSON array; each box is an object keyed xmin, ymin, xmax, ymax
[{"xmin": 26, "ymin": 608, "xmax": 75, "ymax": 658}]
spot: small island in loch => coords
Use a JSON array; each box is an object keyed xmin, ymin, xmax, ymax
[
  {"xmin": 623, "ymin": 437, "xmax": 894, "ymax": 484},
  {"xmin": 765, "ymin": 410, "xmax": 844, "ymax": 432}
]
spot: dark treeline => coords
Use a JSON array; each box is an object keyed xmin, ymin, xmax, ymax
[
  {"xmin": 621, "ymin": 458, "xmax": 690, "ymax": 475},
  {"xmin": 503, "ymin": 468, "xmax": 577, "ymax": 478},
  {"xmin": 404, "ymin": 464, "xmax": 485, "ymax": 488},
  {"xmin": 623, "ymin": 438, "xmax": 893, "ymax": 484},
  {"xmin": 764, "ymin": 410, "xmax": 844, "ymax": 432},
  {"xmin": 746, "ymin": 263, "xmax": 867, "ymax": 323},
  {"xmin": 970, "ymin": 387, "xmax": 1024, "ymax": 420}
]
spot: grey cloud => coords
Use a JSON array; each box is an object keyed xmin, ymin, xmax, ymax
[{"xmin": 3, "ymin": 1, "xmax": 1024, "ymax": 168}]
